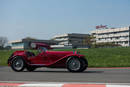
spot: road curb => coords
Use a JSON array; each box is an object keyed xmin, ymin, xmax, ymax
[{"xmin": 0, "ymin": 82, "xmax": 130, "ymax": 87}]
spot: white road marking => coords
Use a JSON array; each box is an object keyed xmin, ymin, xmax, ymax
[{"xmin": 107, "ymin": 85, "xmax": 130, "ymax": 87}]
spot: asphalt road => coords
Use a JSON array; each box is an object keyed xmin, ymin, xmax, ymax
[{"xmin": 0, "ymin": 66, "xmax": 130, "ymax": 83}]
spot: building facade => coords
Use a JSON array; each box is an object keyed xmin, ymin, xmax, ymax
[
  {"xmin": 9, "ymin": 38, "xmax": 57, "ymax": 49},
  {"xmin": 51, "ymin": 33, "xmax": 90, "ymax": 49},
  {"xmin": 91, "ymin": 26, "xmax": 130, "ymax": 46},
  {"xmin": 9, "ymin": 40, "xmax": 24, "ymax": 49}
]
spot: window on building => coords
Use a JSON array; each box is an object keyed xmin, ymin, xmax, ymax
[{"xmin": 125, "ymin": 41, "xmax": 128, "ymax": 44}]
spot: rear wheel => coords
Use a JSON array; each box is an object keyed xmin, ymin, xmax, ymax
[
  {"xmin": 66, "ymin": 57, "xmax": 88, "ymax": 72},
  {"xmin": 11, "ymin": 57, "xmax": 25, "ymax": 72}
]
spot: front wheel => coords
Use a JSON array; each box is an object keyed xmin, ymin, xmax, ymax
[
  {"xmin": 11, "ymin": 57, "xmax": 25, "ymax": 72},
  {"xmin": 66, "ymin": 57, "xmax": 88, "ymax": 72}
]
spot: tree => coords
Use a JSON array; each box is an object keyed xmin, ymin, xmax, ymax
[{"xmin": 0, "ymin": 36, "xmax": 8, "ymax": 49}]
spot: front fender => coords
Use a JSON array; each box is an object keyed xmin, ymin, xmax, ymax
[{"xmin": 8, "ymin": 55, "xmax": 29, "ymax": 66}]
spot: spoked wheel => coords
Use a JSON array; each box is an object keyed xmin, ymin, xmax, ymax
[
  {"xmin": 66, "ymin": 57, "xmax": 88, "ymax": 72},
  {"xmin": 11, "ymin": 57, "xmax": 25, "ymax": 72}
]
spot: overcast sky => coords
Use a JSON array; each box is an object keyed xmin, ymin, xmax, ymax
[{"xmin": 0, "ymin": 0, "xmax": 130, "ymax": 41}]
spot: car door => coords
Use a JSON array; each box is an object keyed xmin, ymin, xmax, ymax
[{"xmin": 29, "ymin": 52, "xmax": 49, "ymax": 65}]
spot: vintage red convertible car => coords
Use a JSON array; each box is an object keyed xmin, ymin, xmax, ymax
[{"xmin": 7, "ymin": 43, "xmax": 88, "ymax": 72}]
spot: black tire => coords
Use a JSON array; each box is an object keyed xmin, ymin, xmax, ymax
[
  {"xmin": 10, "ymin": 56, "xmax": 25, "ymax": 72},
  {"xmin": 26, "ymin": 66, "xmax": 36, "ymax": 72},
  {"xmin": 66, "ymin": 57, "xmax": 88, "ymax": 72},
  {"xmin": 79, "ymin": 58, "xmax": 88, "ymax": 72}
]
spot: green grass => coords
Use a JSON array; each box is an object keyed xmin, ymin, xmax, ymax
[
  {"xmin": 0, "ymin": 50, "xmax": 16, "ymax": 66},
  {"xmin": 0, "ymin": 47, "xmax": 130, "ymax": 67},
  {"xmin": 83, "ymin": 47, "xmax": 130, "ymax": 67}
]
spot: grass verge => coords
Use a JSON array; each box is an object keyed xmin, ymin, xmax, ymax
[{"xmin": 0, "ymin": 47, "xmax": 130, "ymax": 67}]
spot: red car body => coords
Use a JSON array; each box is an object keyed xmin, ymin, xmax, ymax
[
  {"xmin": 8, "ymin": 51, "xmax": 84, "ymax": 67},
  {"xmin": 8, "ymin": 44, "xmax": 88, "ymax": 72}
]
